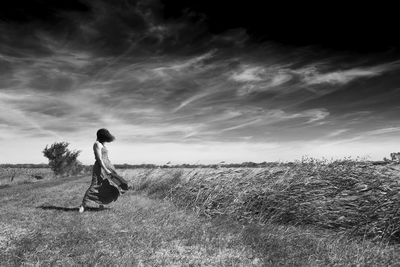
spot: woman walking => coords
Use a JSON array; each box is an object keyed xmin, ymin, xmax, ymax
[{"xmin": 79, "ymin": 128, "xmax": 128, "ymax": 213}]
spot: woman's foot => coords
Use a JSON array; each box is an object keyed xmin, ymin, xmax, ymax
[
  {"xmin": 120, "ymin": 188, "xmax": 127, "ymax": 194},
  {"xmin": 79, "ymin": 205, "xmax": 85, "ymax": 213}
]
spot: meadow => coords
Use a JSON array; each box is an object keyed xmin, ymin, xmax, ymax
[
  {"xmin": 2, "ymin": 160, "xmax": 400, "ymax": 266},
  {"xmin": 0, "ymin": 167, "xmax": 53, "ymax": 188}
]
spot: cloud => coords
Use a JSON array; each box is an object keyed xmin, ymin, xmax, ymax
[
  {"xmin": 153, "ymin": 50, "xmax": 216, "ymax": 74},
  {"xmin": 303, "ymin": 109, "xmax": 330, "ymax": 123},
  {"xmin": 326, "ymin": 129, "xmax": 349, "ymax": 138},
  {"xmin": 220, "ymin": 118, "xmax": 263, "ymax": 132},
  {"xmin": 230, "ymin": 65, "xmax": 292, "ymax": 84},
  {"xmin": 213, "ymin": 108, "xmax": 329, "ymax": 136},
  {"xmin": 364, "ymin": 127, "xmax": 400, "ymax": 136},
  {"xmin": 173, "ymin": 91, "xmax": 213, "ymax": 112},
  {"xmin": 300, "ymin": 61, "xmax": 400, "ymax": 85},
  {"xmin": 230, "ymin": 66, "xmax": 265, "ymax": 82},
  {"xmin": 229, "ymin": 64, "xmax": 293, "ymax": 96}
]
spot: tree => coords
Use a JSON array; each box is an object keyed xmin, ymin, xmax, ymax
[{"xmin": 42, "ymin": 142, "xmax": 83, "ymax": 176}]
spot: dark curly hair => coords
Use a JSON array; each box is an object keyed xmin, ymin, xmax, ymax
[{"xmin": 96, "ymin": 128, "xmax": 115, "ymax": 143}]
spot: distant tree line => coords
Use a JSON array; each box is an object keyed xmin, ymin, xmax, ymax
[
  {"xmin": 1, "ymin": 162, "xmax": 286, "ymax": 169},
  {"xmin": 1, "ymin": 162, "xmax": 283, "ymax": 169},
  {"xmin": 114, "ymin": 161, "xmax": 283, "ymax": 169}
]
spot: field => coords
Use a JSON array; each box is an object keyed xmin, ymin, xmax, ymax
[
  {"xmin": 0, "ymin": 168, "xmax": 53, "ymax": 188},
  {"xmin": 2, "ymin": 160, "xmax": 400, "ymax": 266}
]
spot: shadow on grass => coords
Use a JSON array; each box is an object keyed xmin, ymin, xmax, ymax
[{"xmin": 37, "ymin": 205, "xmax": 110, "ymax": 212}]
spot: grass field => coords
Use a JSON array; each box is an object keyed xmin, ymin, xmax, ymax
[
  {"xmin": 0, "ymin": 168, "xmax": 53, "ymax": 188},
  {"xmin": 2, "ymin": 161, "xmax": 400, "ymax": 266}
]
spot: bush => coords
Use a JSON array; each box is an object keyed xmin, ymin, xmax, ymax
[{"xmin": 42, "ymin": 142, "xmax": 83, "ymax": 176}]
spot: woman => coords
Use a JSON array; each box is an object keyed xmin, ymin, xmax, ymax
[{"xmin": 79, "ymin": 128, "xmax": 128, "ymax": 213}]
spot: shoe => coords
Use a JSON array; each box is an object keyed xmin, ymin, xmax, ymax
[
  {"xmin": 79, "ymin": 205, "xmax": 85, "ymax": 213},
  {"xmin": 99, "ymin": 205, "xmax": 104, "ymax": 210}
]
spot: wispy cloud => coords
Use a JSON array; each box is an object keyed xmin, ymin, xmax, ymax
[
  {"xmin": 229, "ymin": 64, "xmax": 293, "ymax": 96},
  {"xmin": 230, "ymin": 66, "xmax": 265, "ymax": 82},
  {"xmin": 326, "ymin": 129, "xmax": 349, "ymax": 138},
  {"xmin": 300, "ymin": 61, "xmax": 400, "ymax": 85},
  {"xmin": 364, "ymin": 127, "xmax": 400, "ymax": 136},
  {"xmin": 220, "ymin": 119, "xmax": 262, "ymax": 132}
]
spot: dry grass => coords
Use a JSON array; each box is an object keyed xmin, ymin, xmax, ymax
[
  {"xmin": 130, "ymin": 159, "xmax": 400, "ymax": 242},
  {"xmin": 0, "ymin": 168, "xmax": 53, "ymax": 188}
]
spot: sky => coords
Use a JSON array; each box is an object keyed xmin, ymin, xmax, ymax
[{"xmin": 0, "ymin": 0, "xmax": 400, "ymax": 164}]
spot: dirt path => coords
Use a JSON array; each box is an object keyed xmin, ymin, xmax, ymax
[{"xmin": 0, "ymin": 176, "xmax": 261, "ymax": 266}]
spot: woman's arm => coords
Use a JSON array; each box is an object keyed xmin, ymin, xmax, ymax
[{"xmin": 94, "ymin": 142, "xmax": 112, "ymax": 175}]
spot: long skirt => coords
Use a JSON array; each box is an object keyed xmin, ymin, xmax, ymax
[{"xmin": 82, "ymin": 162, "xmax": 128, "ymax": 206}]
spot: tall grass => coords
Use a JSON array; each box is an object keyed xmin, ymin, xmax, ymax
[{"xmin": 132, "ymin": 159, "xmax": 400, "ymax": 242}]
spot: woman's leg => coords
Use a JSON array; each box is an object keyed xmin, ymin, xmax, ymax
[
  {"xmin": 79, "ymin": 189, "xmax": 90, "ymax": 213},
  {"xmin": 80, "ymin": 177, "xmax": 97, "ymax": 212}
]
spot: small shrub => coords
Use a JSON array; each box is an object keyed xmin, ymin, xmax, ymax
[{"xmin": 42, "ymin": 142, "xmax": 83, "ymax": 176}]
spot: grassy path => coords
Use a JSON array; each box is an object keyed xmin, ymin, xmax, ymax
[{"xmin": 0, "ymin": 176, "xmax": 261, "ymax": 266}]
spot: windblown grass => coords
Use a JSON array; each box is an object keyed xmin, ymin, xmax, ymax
[{"xmin": 132, "ymin": 159, "xmax": 400, "ymax": 242}]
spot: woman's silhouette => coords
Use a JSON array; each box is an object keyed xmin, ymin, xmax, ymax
[{"xmin": 79, "ymin": 128, "xmax": 128, "ymax": 213}]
